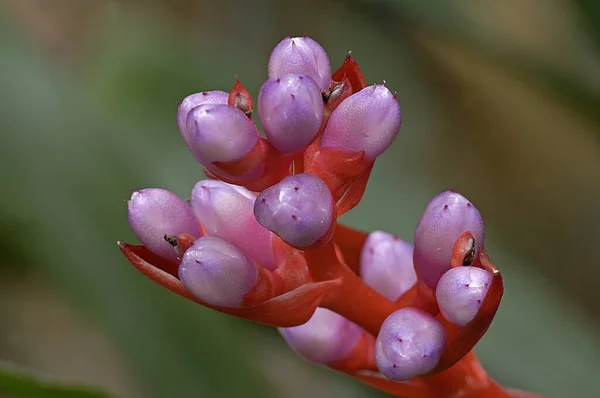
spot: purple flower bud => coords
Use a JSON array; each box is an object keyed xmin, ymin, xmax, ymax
[
  {"xmin": 413, "ymin": 191, "xmax": 484, "ymax": 289},
  {"xmin": 257, "ymin": 74, "xmax": 324, "ymax": 153},
  {"xmin": 183, "ymin": 104, "xmax": 259, "ymax": 166},
  {"xmin": 268, "ymin": 36, "xmax": 332, "ymax": 91},
  {"xmin": 279, "ymin": 308, "xmax": 363, "ymax": 364},
  {"xmin": 375, "ymin": 307, "xmax": 446, "ymax": 381},
  {"xmin": 178, "ymin": 236, "xmax": 257, "ymax": 307},
  {"xmin": 435, "ymin": 267, "xmax": 492, "ymax": 326},
  {"xmin": 127, "ymin": 188, "xmax": 201, "ymax": 261},
  {"xmin": 360, "ymin": 231, "xmax": 417, "ymax": 301},
  {"xmin": 253, "ymin": 173, "xmax": 333, "ymax": 247},
  {"xmin": 177, "ymin": 90, "xmax": 229, "ymax": 138},
  {"xmin": 320, "ymin": 84, "xmax": 401, "ymax": 160},
  {"xmin": 190, "ymin": 180, "xmax": 277, "ymax": 270}
]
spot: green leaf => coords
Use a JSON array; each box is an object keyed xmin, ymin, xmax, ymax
[{"xmin": 0, "ymin": 362, "xmax": 113, "ymax": 398}]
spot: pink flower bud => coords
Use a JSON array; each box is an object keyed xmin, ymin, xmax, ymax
[
  {"xmin": 320, "ymin": 84, "xmax": 401, "ymax": 160},
  {"xmin": 177, "ymin": 90, "xmax": 229, "ymax": 138},
  {"xmin": 436, "ymin": 267, "xmax": 492, "ymax": 326},
  {"xmin": 360, "ymin": 231, "xmax": 417, "ymax": 301},
  {"xmin": 127, "ymin": 188, "xmax": 201, "ymax": 261},
  {"xmin": 375, "ymin": 307, "xmax": 446, "ymax": 381},
  {"xmin": 183, "ymin": 104, "xmax": 259, "ymax": 166},
  {"xmin": 190, "ymin": 180, "xmax": 277, "ymax": 270},
  {"xmin": 257, "ymin": 74, "xmax": 324, "ymax": 153},
  {"xmin": 268, "ymin": 36, "xmax": 332, "ymax": 91},
  {"xmin": 414, "ymin": 191, "xmax": 484, "ymax": 289},
  {"xmin": 254, "ymin": 174, "xmax": 333, "ymax": 247},
  {"xmin": 279, "ymin": 308, "xmax": 363, "ymax": 364},
  {"xmin": 179, "ymin": 236, "xmax": 257, "ymax": 307}
]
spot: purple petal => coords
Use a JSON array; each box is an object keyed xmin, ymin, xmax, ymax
[
  {"xmin": 268, "ymin": 36, "xmax": 332, "ymax": 91},
  {"xmin": 127, "ymin": 188, "xmax": 201, "ymax": 261},
  {"xmin": 375, "ymin": 307, "xmax": 446, "ymax": 381},
  {"xmin": 413, "ymin": 191, "xmax": 484, "ymax": 289},
  {"xmin": 179, "ymin": 236, "xmax": 257, "ymax": 307},
  {"xmin": 257, "ymin": 74, "xmax": 324, "ymax": 153},
  {"xmin": 190, "ymin": 180, "xmax": 277, "ymax": 270},
  {"xmin": 320, "ymin": 84, "xmax": 401, "ymax": 160},
  {"xmin": 183, "ymin": 104, "xmax": 259, "ymax": 166},
  {"xmin": 177, "ymin": 90, "xmax": 229, "ymax": 138},
  {"xmin": 360, "ymin": 231, "xmax": 417, "ymax": 301},
  {"xmin": 279, "ymin": 308, "xmax": 363, "ymax": 364},
  {"xmin": 254, "ymin": 173, "xmax": 333, "ymax": 247},
  {"xmin": 436, "ymin": 266, "xmax": 492, "ymax": 326}
]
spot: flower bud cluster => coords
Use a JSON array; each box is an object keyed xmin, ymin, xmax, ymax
[{"xmin": 122, "ymin": 35, "xmax": 504, "ymax": 396}]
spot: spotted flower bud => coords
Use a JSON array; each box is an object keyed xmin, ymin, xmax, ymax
[
  {"xmin": 254, "ymin": 173, "xmax": 333, "ymax": 247},
  {"xmin": 257, "ymin": 74, "xmax": 324, "ymax": 153},
  {"xmin": 375, "ymin": 307, "xmax": 446, "ymax": 381},
  {"xmin": 320, "ymin": 84, "xmax": 401, "ymax": 160},
  {"xmin": 177, "ymin": 90, "xmax": 229, "ymax": 138},
  {"xmin": 360, "ymin": 231, "xmax": 417, "ymax": 301},
  {"xmin": 178, "ymin": 236, "xmax": 257, "ymax": 307},
  {"xmin": 127, "ymin": 188, "xmax": 201, "ymax": 261},
  {"xmin": 414, "ymin": 191, "xmax": 484, "ymax": 289},
  {"xmin": 183, "ymin": 104, "xmax": 259, "ymax": 167},
  {"xmin": 436, "ymin": 267, "xmax": 492, "ymax": 326},
  {"xmin": 279, "ymin": 308, "xmax": 363, "ymax": 364},
  {"xmin": 268, "ymin": 36, "xmax": 332, "ymax": 91},
  {"xmin": 190, "ymin": 180, "xmax": 276, "ymax": 270}
]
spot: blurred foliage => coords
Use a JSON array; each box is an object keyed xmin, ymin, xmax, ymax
[
  {"xmin": 0, "ymin": 362, "xmax": 112, "ymax": 398},
  {"xmin": 1, "ymin": 1, "xmax": 599, "ymax": 398}
]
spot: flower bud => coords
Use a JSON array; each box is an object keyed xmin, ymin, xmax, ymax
[
  {"xmin": 279, "ymin": 308, "xmax": 363, "ymax": 364},
  {"xmin": 257, "ymin": 74, "xmax": 324, "ymax": 153},
  {"xmin": 177, "ymin": 90, "xmax": 229, "ymax": 137},
  {"xmin": 320, "ymin": 84, "xmax": 401, "ymax": 160},
  {"xmin": 360, "ymin": 231, "xmax": 417, "ymax": 301},
  {"xmin": 178, "ymin": 236, "xmax": 257, "ymax": 307},
  {"xmin": 254, "ymin": 173, "xmax": 333, "ymax": 247},
  {"xmin": 183, "ymin": 104, "xmax": 259, "ymax": 166},
  {"xmin": 190, "ymin": 180, "xmax": 277, "ymax": 270},
  {"xmin": 436, "ymin": 267, "xmax": 492, "ymax": 326},
  {"xmin": 127, "ymin": 188, "xmax": 201, "ymax": 261},
  {"xmin": 375, "ymin": 307, "xmax": 446, "ymax": 381},
  {"xmin": 268, "ymin": 36, "xmax": 332, "ymax": 91},
  {"xmin": 414, "ymin": 191, "xmax": 484, "ymax": 289}
]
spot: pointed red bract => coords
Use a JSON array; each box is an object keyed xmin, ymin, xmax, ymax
[
  {"xmin": 228, "ymin": 78, "xmax": 254, "ymax": 116},
  {"xmin": 332, "ymin": 53, "xmax": 368, "ymax": 93},
  {"xmin": 119, "ymin": 242, "xmax": 339, "ymax": 327}
]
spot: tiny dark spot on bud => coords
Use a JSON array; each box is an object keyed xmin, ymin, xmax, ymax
[
  {"xmin": 298, "ymin": 75, "xmax": 304, "ymax": 80},
  {"xmin": 202, "ymin": 92, "xmax": 208, "ymax": 96},
  {"xmin": 260, "ymin": 198, "xmax": 266, "ymax": 204},
  {"xmin": 204, "ymin": 109, "xmax": 210, "ymax": 114},
  {"xmin": 392, "ymin": 364, "xmax": 397, "ymax": 368},
  {"xmin": 294, "ymin": 186, "xmax": 299, "ymax": 191},
  {"xmin": 450, "ymin": 189, "xmax": 455, "ymax": 193},
  {"xmin": 443, "ymin": 204, "xmax": 449, "ymax": 210},
  {"xmin": 422, "ymin": 354, "xmax": 428, "ymax": 358},
  {"xmin": 291, "ymin": 93, "xmax": 296, "ymax": 99},
  {"xmin": 465, "ymin": 283, "xmax": 471, "ymax": 288},
  {"xmin": 368, "ymin": 248, "xmax": 375, "ymax": 255},
  {"xmin": 467, "ymin": 203, "xmax": 473, "ymax": 208},
  {"xmin": 477, "ymin": 299, "xmax": 482, "ymax": 304},
  {"xmin": 195, "ymin": 259, "xmax": 203, "ymax": 265},
  {"xmin": 201, "ymin": 185, "xmax": 209, "ymax": 190},
  {"xmin": 398, "ymin": 338, "xmax": 403, "ymax": 343},
  {"xmin": 276, "ymin": 78, "xmax": 281, "ymax": 83},
  {"xmin": 484, "ymin": 283, "xmax": 489, "ymax": 287},
  {"xmin": 291, "ymin": 40, "xmax": 296, "ymax": 47},
  {"xmin": 291, "ymin": 215, "xmax": 298, "ymax": 220}
]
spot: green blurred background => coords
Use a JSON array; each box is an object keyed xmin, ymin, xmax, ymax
[{"xmin": 1, "ymin": 0, "xmax": 599, "ymax": 397}]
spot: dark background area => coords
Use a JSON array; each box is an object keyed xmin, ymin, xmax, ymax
[{"xmin": 1, "ymin": 1, "xmax": 599, "ymax": 397}]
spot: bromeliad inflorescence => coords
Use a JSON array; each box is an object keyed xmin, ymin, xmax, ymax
[{"xmin": 119, "ymin": 36, "xmax": 542, "ymax": 398}]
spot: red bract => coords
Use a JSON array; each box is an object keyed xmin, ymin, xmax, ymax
[{"xmin": 119, "ymin": 36, "xmax": 541, "ymax": 398}]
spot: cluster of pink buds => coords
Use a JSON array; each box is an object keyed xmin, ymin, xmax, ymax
[{"xmin": 119, "ymin": 36, "xmax": 543, "ymax": 398}]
